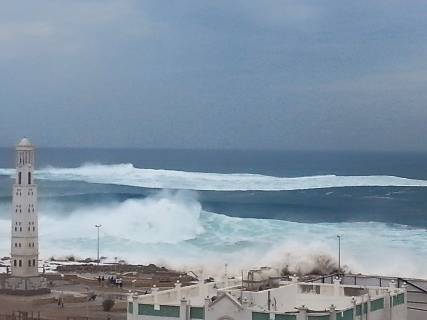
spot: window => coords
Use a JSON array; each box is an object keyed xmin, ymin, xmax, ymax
[
  {"xmin": 18, "ymin": 243, "xmax": 21, "ymax": 247},
  {"xmin": 14, "ymin": 243, "xmax": 17, "ymax": 247},
  {"xmin": 28, "ymin": 260, "xmax": 31, "ymax": 267},
  {"xmin": 32, "ymin": 259, "xmax": 36, "ymax": 267},
  {"xmin": 28, "ymin": 172, "xmax": 31, "ymax": 185},
  {"xmin": 19, "ymin": 227, "xmax": 22, "ymax": 231},
  {"xmin": 33, "ymin": 227, "xmax": 35, "ymax": 231},
  {"xmin": 14, "ymin": 227, "xmax": 17, "ymax": 231},
  {"xmin": 13, "ymin": 260, "xmax": 17, "ymax": 267},
  {"xmin": 18, "ymin": 260, "xmax": 22, "ymax": 267},
  {"xmin": 18, "ymin": 172, "xmax": 22, "ymax": 185}
]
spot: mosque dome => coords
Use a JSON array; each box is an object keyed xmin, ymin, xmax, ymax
[{"xmin": 17, "ymin": 137, "xmax": 33, "ymax": 147}]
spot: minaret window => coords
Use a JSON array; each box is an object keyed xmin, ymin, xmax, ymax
[
  {"xmin": 32, "ymin": 259, "xmax": 36, "ymax": 267},
  {"xmin": 28, "ymin": 172, "xmax": 32, "ymax": 185},
  {"xmin": 18, "ymin": 172, "xmax": 22, "ymax": 185},
  {"xmin": 13, "ymin": 260, "xmax": 17, "ymax": 267},
  {"xmin": 19, "ymin": 260, "xmax": 22, "ymax": 267}
]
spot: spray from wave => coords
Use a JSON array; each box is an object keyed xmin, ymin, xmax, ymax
[
  {"xmin": 1, "ymin": 163, "xmax": 427, "ymax": 191},
  {"xmin": 0, "ymin": 190, "xmax": 425, "ymax": 277}
]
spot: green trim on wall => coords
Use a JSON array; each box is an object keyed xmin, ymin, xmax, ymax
[
  {"xmin": 275, "ymin": 314, "xmax": 297, "ymax": 320},
  {"xmin": 393, "ymin": 293, "xmax": 405, "ymax": 306},
  {"xmin": 371, "ymin": 298, "xmax": 384, "ymax": 312},
  {"xmin": 337, "ymin": 309, "xmax": 353, "ymax": 320},
  {"xmin": 138, "ymin": 304, "xmax": 180, "ymax": 317},
  {"xmin": 307, "ymin": 315, "xmax": 329, "ymax": 320},
  {"xmin": 393, "ymin": 293, "xmax": 405, "ymax": 307},
  {"xmin": 252, "ymin": 312, "xmax": 270, "ymax": 320},
  {"xmin": 356, "ymin": 304, "xmax": 368, "ymax": 316},
  {"xmin": 190, "ymin": 307, "xmax": 205, "ymax": 319}
]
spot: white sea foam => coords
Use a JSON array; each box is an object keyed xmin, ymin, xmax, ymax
[
  {"xmin": 0, "ymin": 190, "xmax": 425, "ymax": 277},
  {"xmin": 1, "ymin": 163, "xmax": 427, "ymax": 191}
]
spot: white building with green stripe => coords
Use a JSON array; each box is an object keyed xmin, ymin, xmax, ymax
[{"xmin": 127, "ymin": 277, "xmax": 407, "ymax": 320}]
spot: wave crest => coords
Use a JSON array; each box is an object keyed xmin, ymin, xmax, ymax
[
  {"xmin": 0, "ymin": 189, "xmax": 426, "ymax": 277},
  {"xmin": 1, "ymin": 163, "xmax": 427, "ymax": 191}
]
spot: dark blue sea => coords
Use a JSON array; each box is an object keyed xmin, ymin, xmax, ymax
[{"xmin": 0, "ymin": 148, "xmax": 426, "ymax": 277}]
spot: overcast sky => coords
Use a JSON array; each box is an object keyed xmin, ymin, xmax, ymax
[{"xmin": 0, "ymin": 1, "xmax": 426, "ymax": 151}]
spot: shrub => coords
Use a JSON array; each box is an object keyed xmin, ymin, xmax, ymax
[{"xmin": 103, "ymin": 299, "xmax": 115, "ymax": 311}]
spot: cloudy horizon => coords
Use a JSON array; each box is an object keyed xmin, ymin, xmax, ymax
[{"xmin": 0, "ymin": 1, "xmax": 426, "ymax": 151}]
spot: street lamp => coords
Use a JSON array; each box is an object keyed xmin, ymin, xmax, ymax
[
  {"xmin": 95, "ymin": 224, "xmax": 102, "ymax": 265},
  {"xmin": 337, "ymin": 235, "xmax": 342, "ymax": 275}
]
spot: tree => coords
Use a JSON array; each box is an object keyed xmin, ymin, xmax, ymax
[{"xmin": 102, "ymin": 298, "xmax": 115, "ymax": 311}]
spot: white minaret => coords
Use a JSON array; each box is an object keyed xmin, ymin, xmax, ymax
[{"xmin": 10, "ymin": 138, "xmax": 39, "ymax": 277}]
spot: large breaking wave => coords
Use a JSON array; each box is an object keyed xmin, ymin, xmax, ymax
[
  {"xmin": 0, "ymin": 190, "xmax": 426, "ymax": 277},
  {"xmin": 1, "ymin": 163, "xmax": 427, "ymax": 191}
]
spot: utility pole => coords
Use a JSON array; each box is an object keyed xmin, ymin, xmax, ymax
[
  {"xmin": 337, "ymin": 235, "xmax": 341, "ymax": 275},
  {"xmin": 95, "ymin": 224, "xmax": 102, "ymax": 265}
]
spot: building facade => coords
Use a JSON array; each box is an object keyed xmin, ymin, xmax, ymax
[
  {"xmin": 0, "ymin": 138, "xmax": 49, "ymax": 294},
  {"xmin": 127, "ymin": 277, "xmax": 407, "ymax": 320}
]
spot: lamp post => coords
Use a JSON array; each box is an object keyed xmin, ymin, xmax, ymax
[
  {"xmin": 95, "ymin": 224, "xmax": 102, "ymax": 265},
  {"xmin": 337, "ymin": 235, "xmax": 342, "ymax": 274}
]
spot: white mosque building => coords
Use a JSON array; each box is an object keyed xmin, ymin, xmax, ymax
[
  {"xmin": 127, "ymin": 275, "xmax": 407, "ymax": 320},
  {"xmin": 0, "ymin": 138, "xmax": 49, "ymax": 294}
]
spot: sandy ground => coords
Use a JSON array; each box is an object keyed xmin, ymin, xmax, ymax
[
  {"xmin": 0, "ymin": 296, "xmax": 126, "ymax": 320},
  {"xmin": 0, "ymin": 279, "xmax": 128, "ymax": 320}
]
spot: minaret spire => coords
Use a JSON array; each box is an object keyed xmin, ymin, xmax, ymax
[
  {"xmin": 11, "ymin": 138, "xmax": 39, "ymax": 277},
  {"xmin": 1, "ymin": 138, "xmax": 49, "ymax": 294}
]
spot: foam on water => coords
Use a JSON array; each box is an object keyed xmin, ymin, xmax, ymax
[
  {"xmin": 1, "ymin": 163, "xmax": 427, "ymax": 191},
  {"xmin": 0, "ymin": 190, "xmax": 425, "ymax": 277}
]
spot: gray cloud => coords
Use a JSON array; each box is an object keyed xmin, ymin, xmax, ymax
[{"xmin": 0, "ymin": 0, "xmax": 426, "ymax": 151}]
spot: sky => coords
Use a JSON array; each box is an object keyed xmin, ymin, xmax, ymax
[{"xmin": 0, "ymin": 0, "xmax": 426, "ymax": 151}]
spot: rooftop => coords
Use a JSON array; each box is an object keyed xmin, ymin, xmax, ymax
[
  {"xmin": 17, "ymin": 137, "xmax": 33, "ymax": 148},
  {"xmin": 130, "ymin": 277, "xmax": 406, "ymax": 314}
]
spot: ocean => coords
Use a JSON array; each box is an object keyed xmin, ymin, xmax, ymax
[{"xmin": 0, "ymin": 148, "xmax": 426, "ymax": 277}]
